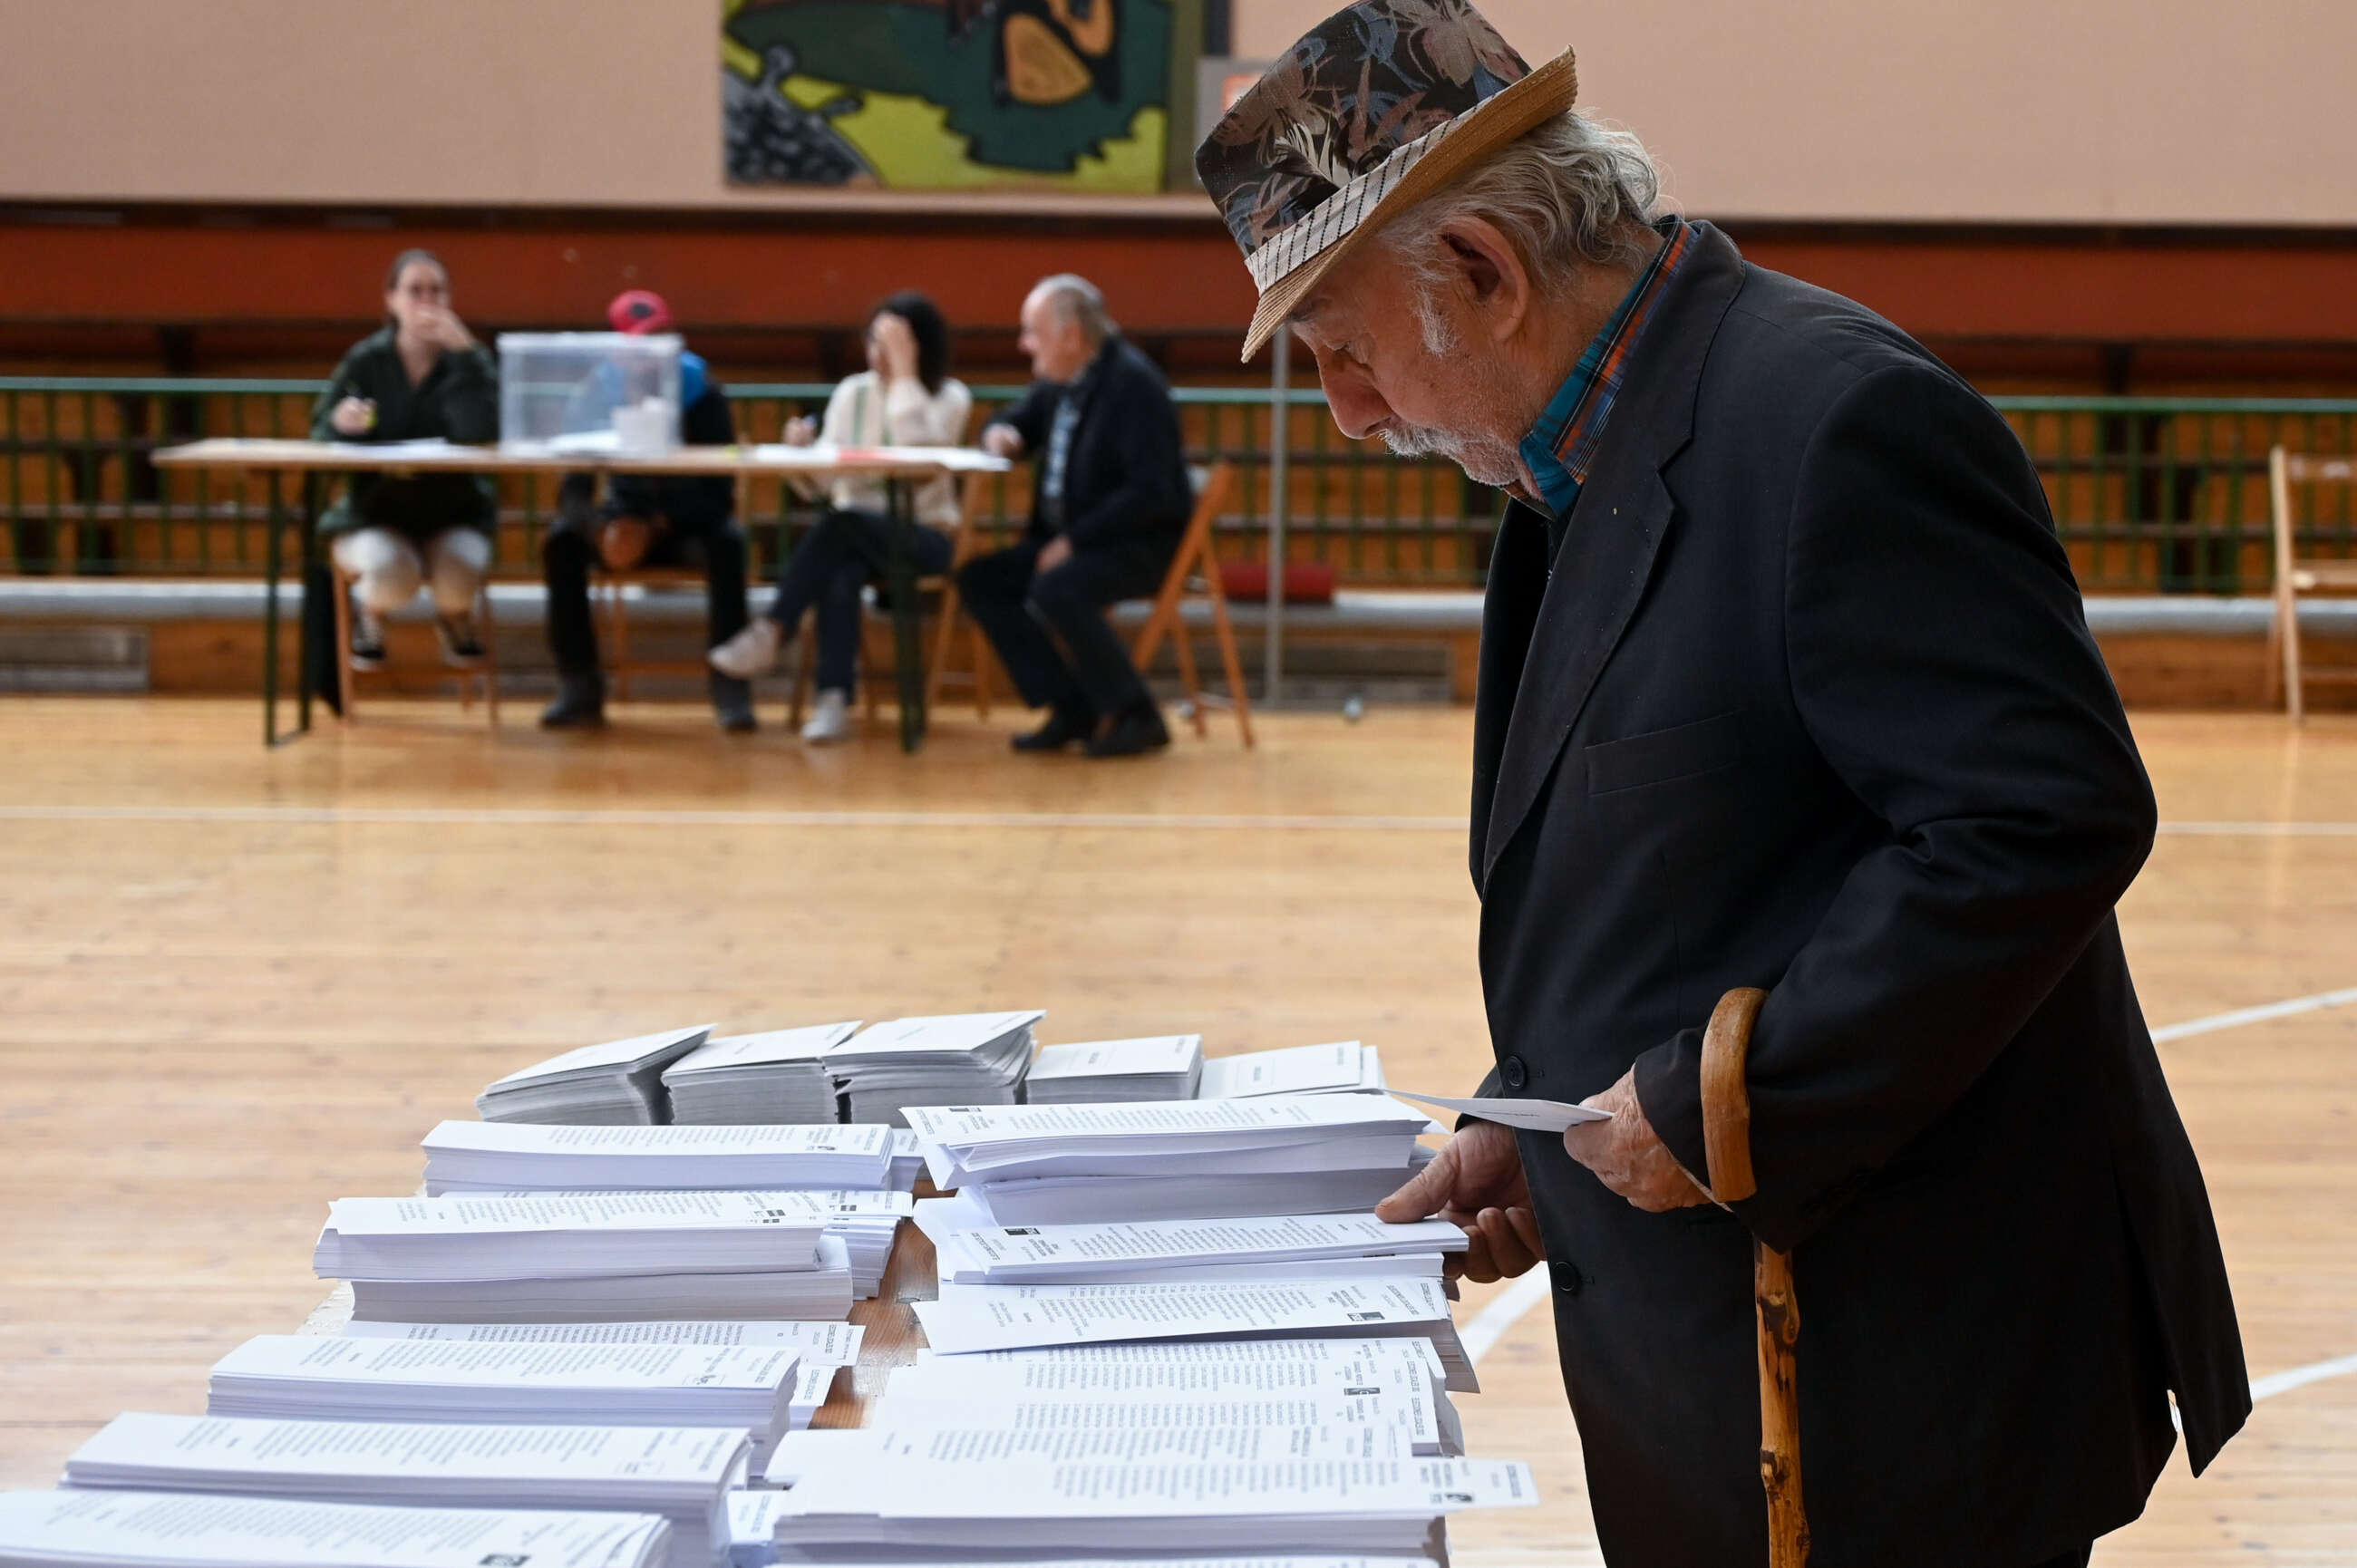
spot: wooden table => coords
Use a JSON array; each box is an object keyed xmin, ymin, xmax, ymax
[{"xmin": 150, "ymin": 439, "xmax": 1008, "ymax": 750}]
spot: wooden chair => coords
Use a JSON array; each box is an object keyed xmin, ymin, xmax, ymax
[
  {"xmin": 592, "ymin": 566, "xmax": 713, "ymax": 702},
  {"xmin": 786, "ymin": 472, "xmax": 998, "ymax": 727},
  {"xmin": 2265, "ymin": 446, "xmax": 2357, "ymax": 721},
  {"xmin": 328, "ymin": 564, "xmax": 499, "ymax": 726},
  {"xmin": 1130, "ymin": 461, "xmax": 1254, "ymax": 748}
]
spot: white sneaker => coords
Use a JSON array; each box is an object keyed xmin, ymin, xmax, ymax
[
  {"xmin": 709, "ymin": 618, "xmax": 782, "ymax": 679},
  {"xmin": 800, "ymin": 689, "xmax": 852, "ymax": 744}
]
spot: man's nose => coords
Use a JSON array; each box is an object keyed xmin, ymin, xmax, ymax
[{"xmin": 1319, "ymin": 366, "xmax": 1391, "ymax": 441}]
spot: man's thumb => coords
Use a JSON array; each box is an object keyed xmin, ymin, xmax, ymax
[{"xmin": 1375, "ymin": 1143, "xmax": 1454, "ymax": 1223}]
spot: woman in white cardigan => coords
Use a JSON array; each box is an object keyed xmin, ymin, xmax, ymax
[{"xmin": 709, "ymin": 292, "xmax": 973, "ymax": 741}]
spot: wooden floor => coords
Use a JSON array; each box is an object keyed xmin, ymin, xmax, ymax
[{"xmin": 0, "ymin": 698, "xmax": 2351, "ymax": 1565}]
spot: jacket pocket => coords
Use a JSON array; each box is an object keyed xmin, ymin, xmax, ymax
[{"xmin": 1585, "ymin": 711, "xmax": 1746, "ymax": 796}]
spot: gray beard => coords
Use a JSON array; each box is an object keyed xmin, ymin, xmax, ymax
[{"xmin": 1382, "ymin": 421, "xmax": 1526, "ymax": 489}]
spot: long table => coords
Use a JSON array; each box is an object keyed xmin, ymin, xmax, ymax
[{"xmin": 150, "ymin": 439, "xmax": 1008, "ymax": 750}]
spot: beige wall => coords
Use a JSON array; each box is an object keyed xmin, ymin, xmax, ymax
[{"xmin": 5, "ymin": 0, "xmax": 2353, "ymax": 223}]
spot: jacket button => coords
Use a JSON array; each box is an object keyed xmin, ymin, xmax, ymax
[
  {"xmin": 1499, "ymin": 1055, "xmax": 1529, "ymax": 1090},
  {"xmin": 1549, "ymin": 1259, "xmax": 1583, "ymax": 1297}
]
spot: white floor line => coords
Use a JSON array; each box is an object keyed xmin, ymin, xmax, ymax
[
  {"xmin": 1461, "ymin": 1271, "xmax": 1555, "ymax": 1366},
  {"xmin": 2250, "ymin": 1350, "xmax": 2357, "ymax": 1402},
  {"xmin": 2149, "ymin": 984, "xmax": 2357, "ymax": 1041},
  {"xmin": 1, "ymin": 803, "xmax": 2354, "ymax": 836}
]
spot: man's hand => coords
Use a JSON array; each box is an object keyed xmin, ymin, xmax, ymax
[
  {"xmin": 1375, "ymin": 1119, "xmax": 1543, "ymax": 1282},
  {"xmin": 982, "ymin": 424, "xmax": 1024, "ymax": 460},
  {"xmin": 329, "ymin": 397, "xmax": 376, "ymax": 437},
  {"xmin": 1562, "ymin": 1068, "xmax": 1710, "ymax": 1212},
  {"xmin": 1036, "ymin": 535, "xmax": 1073, "ymax": 573}
]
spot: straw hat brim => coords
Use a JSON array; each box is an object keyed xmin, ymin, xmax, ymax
[{"xmin": 1237, "ymin": 48, "xmax": 1580, "ymax": 363}]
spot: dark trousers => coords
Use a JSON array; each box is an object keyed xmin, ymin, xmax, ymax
[
  {"xmin": 542, "ymin": 474, "xmax": 747, "ymax": 678},
  {"xmin": 767, "ymin": 508, "xmax": 953, "ymax": 692},
  {"xmin": 2024, "ymin": 1550, "xmax": 2092, "ymax": 1568},
  {"xmin": 956, "ymin": 532, "xmax": 1178, "ymax": 718}
]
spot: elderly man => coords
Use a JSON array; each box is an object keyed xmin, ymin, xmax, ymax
[
  {"xmin": 1200, "ymin": 5, "xmax": 2246, "ymax": 1566},
  {"xmin": 961, "ymin": 275, "xmax": 1193, "ymax": 758}
]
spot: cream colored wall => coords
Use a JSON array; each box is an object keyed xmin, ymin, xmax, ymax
[
  {"xmin": 3, "ymin": 0, "xmax": 2352, "ymax": 223},
  {"xmin": 1237, "ymin": 0, "xmax": 2357, "ymax": 225}
]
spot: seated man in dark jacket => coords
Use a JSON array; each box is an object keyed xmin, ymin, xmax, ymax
[
  {"xmin": 962, "ymin": 275, "xmax": 1193, "ymax": 757},
  {"xmin": 540, "ymin": 290, "xmax": 754, "ymax": 733}
]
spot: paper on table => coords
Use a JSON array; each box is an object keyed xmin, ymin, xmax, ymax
[
  {"xmin": 1387, "ymin": 1089, "xmax": 1611, "ymax": 1132},
  {"xmin": 910, "ymin": 1276, "xmax": 1455, "ymax": 1355},
  {"xmin": 936, "ymin": 1214, "xmax": 1467, "ymax": 1282},
  {"xmin": 339, "ymin": 1320, "xmax": 865, "ymax": 1363}
]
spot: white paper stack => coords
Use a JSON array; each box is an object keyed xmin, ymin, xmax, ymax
[
  {"xmin": 923, "ymin": 1144, "xmax": 1436, "ymax": 1226},
  {"xmin": 752, "ymin": 1431, "xmax": 1534, "ymax": 1559},
  {"xmin": 315, "ymin": 1193, "xmax": 849, "ymax": 1324},
  {"xmin": 910, "ymin": 1277, "xmax": 1476, "ymax": 1390},
  {"xmin": 884, "ymin": 1337, "xmax": 1463, "ymax": 1455},
  {"xmin": 1023, "ymin": 1035, "xmax": 1204, "ymax": 1104},
  {"xmin": 822, "ymin": 1011, "xmax": 1043, "ymax": 1126},
  {"xmin": 886, "ymin": 1130, "xmax": 926, "ymax": 1192},
  {"xmin": 421, "ymin": 1122, "xmax": 895, "ymax": 1195},
  {"xmin": 475, "ymin": 1026, "xmax": 713, "ymax": 1126},
  {"xmin": 61, "ymin": 1416, "xmax": 740, "ymax": 1568},
  {"xmin": 338, "ymin": 1319, "xmax": 865, "ymax": 1370},
  {"xmin": 723, "ymin": 1501, "xmax": 1418, "ymax": 1568},
  {"xmin": 660, "ymin": 1024, "xmax": 858, "ymax": 1126},
  {"xmin": 809, "ymin": 1190, "xmax": 910, "ymax": 1297},
  {"xmin": 930, "ymin": 1214, "xmax": 1466, "ymax": 1289},
  {"xmin": 206, "ymin": 1338, "xmax": 803, "ymax": 1462},
  {"xmin": 906, "ymin": 1096, "xmax": 1436, "ymax": 1189},
  {"xmin": 1198, "ymin": 1041, "xmax": 1387, "ymax": 1099},
  {"xmin": 0, "ymin": 1490, "xmax": 671, "ymax": 1568}
]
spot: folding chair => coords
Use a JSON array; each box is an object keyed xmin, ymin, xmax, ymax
[
  {"xmin": 328, "ymin": 563, "xmax": 499, "ymax": 727},
  {"xmin": 593, "ymin": 566, "xmax": 713, "ymax": 702},
  {"xmin": 1130, "ymin": 461, "xmax": 1254, "ymax": 748},
  {"xmin": 2265, "ymin": 445, "xmax": 2357, "ymax": 721}
]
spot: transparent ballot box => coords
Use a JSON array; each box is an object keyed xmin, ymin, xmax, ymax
[{"xmin": 498, "ymin": 332, "xmax": 683, "ymax": 455}]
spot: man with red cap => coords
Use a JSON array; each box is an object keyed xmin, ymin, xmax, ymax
[{"xmin": 538, "ymin": 289, "xmax": 755, "ymax": 731}]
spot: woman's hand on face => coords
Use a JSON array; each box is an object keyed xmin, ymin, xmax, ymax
[
  {"xmin": 415, "ymin": 305, "xmax": 475, "ymax": 353},
  {"xmin": 783, "ymin": 415, "xmax": 818, "ymax": 448},
  {"xmin": 869, "ymin": 313, "xmax": 920, "ymax": 384},
  {"xmin": 330, "ymin": 397, "xmax": 377, "ymax": 437}
]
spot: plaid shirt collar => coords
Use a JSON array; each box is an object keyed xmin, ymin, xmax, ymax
[{"xmin": 1518, "ymin": 218, "xmax": 1695, "ymax": 522}]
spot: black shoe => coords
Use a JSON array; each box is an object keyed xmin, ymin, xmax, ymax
[
  {"xmin": 436, "ymin": 615, "xmax": 486, "ymax": 665},
  {"xmin": 1085, "ymin": 702, "xmax": 1171, "ymax": 759},
  {"xmin": 539, "ymin": 673, "xmax": 606, "ymax": 730},
  {"xmin": 349, "ymin": 610, "xmax": 387, "ymax": 672},
  {"xmin": 1012, "ymin": 703, "xmax": 1096, "ymax": 752},
  {"xmin": 711, "ymin": 674, "xmax": 757, "ymax": 734}
]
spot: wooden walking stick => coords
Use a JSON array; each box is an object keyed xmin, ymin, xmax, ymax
[{"xmin": 1699, "ymin": 986, "xmax": 1810, "ymax": 1568}]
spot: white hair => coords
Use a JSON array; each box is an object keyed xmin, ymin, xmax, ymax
[
  {"xmin": 1380, "ymin": 111, "xmax": 1663, "ymax": 351},
  {"xmin": 1031, "ymin": 273, "xmax": 1116, "ymax": 344}
]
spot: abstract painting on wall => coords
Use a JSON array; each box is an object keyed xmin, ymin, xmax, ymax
[{"xmin": 723, "ymin": 0, "xmax": 1172, "ymax": 191}]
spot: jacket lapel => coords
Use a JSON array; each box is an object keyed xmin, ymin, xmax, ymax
[{"xmin": 1477, "ymin": 223, "xmax": 1749, "ymax": 886}]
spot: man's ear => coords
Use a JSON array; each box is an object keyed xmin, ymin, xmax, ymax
[{"xmin": 1438, "ymin": 218, "xmax": 1533, "ymax": 346}]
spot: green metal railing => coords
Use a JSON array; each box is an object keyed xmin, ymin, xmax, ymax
[{"xmin": 5, "ymin": 377, "xmax": 2356, "ymax": 594}]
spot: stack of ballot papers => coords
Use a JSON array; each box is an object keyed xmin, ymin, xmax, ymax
[
  {"xmin": 61, "ymin": 1415, "xmax": 741, "ymax": 1568},
  {"xmin": 811, "ymin": 1190, "xmax": 910, "ymax": 1297},
  {"xmin": 822, "ymin": 1010, "xmax": 1042, "ymax": 1126},
  {"xmin": 886, "ymin": 1129, "xmax": 926, "ymax": 1191},
  {"xmin": 205, "ymin": 1338, "xmax": 803, "ymax": 1462},
  {"xmin": 752, "ymin": 1431, "xmax": 1535, "ymax": 1560},
  {"xmin": 926, "ymin": 1145, "xmax": 1435, "ymax": 1225},
  {"xmin": 1198, "ymin": 1040, "xmax": 1387, "ymax": 1099},
  {"xmin": 659, "ymin": 1023, "xmax": 858, "ymax": 1126},
  {"xmin": 422, "ymin": 1121, "xmax": 895, "ymax": 1195},
  {"xmin": 872, "ymin": 1337, "xmax": 1463, "ymax": 1456},
  {"xmin": 0, "ymin": 1491, "xmax": 672, "ymax": 1568},
  {"xmin": 1023, "ymin": 1035, "xmax": 1204, "ymax": 1103},
  {"xmin": 313, "ymin": 1193, "xmax": 850, "ymax": 1323},
  {"xmin": 911, "ymin": 1277, "xmax": 1476, "ymax": 1389},
  {"xmin": 906, "ymin": 1095, "xmax": 1437, "ymax": 1189},
  {"xmin": 927, "ymin": 1213, "xmax": 1467, "ymax": 1289},
  {"xmin": 475, "ymin": 1026, "xmax": 713, "ymax": 1126},
  {"xmin": 333, "ymin": 1321, "xmax": 864, "ymax": 1430}
]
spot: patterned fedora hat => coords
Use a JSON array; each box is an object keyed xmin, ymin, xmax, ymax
[{"xmin": 1197, "ymin": 0, "xmax": 1576, "ymax": 361}]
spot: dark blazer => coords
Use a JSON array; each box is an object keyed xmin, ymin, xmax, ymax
[
  {"xmin": 986, "ymin": 335, "xmax": 1192, "ymax": 550},
  {"xmin": 309, "ymin": 327, "xmax": 499, "ymax": 537},
  {"xmin": 1469, "ymin": 223, "xmax": 2246, "ymax": 1568}
]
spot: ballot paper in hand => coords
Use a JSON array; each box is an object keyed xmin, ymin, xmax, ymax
[
  {"xmin": 0, "ymin": 1489, "xmax": 671, "ymax": 1568},
  {"xmin": 62, "ymin": 1416, "xmax": 741, "ymax": 1568},
  {"xmin": 1387, "ymin": 1089, "xmax": 1611, "ymax": 1132}
]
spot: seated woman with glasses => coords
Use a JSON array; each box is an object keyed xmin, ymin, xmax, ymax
[{"xmin": 707, "ymin": 291, "xmax": 972, "ymax": 742}]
